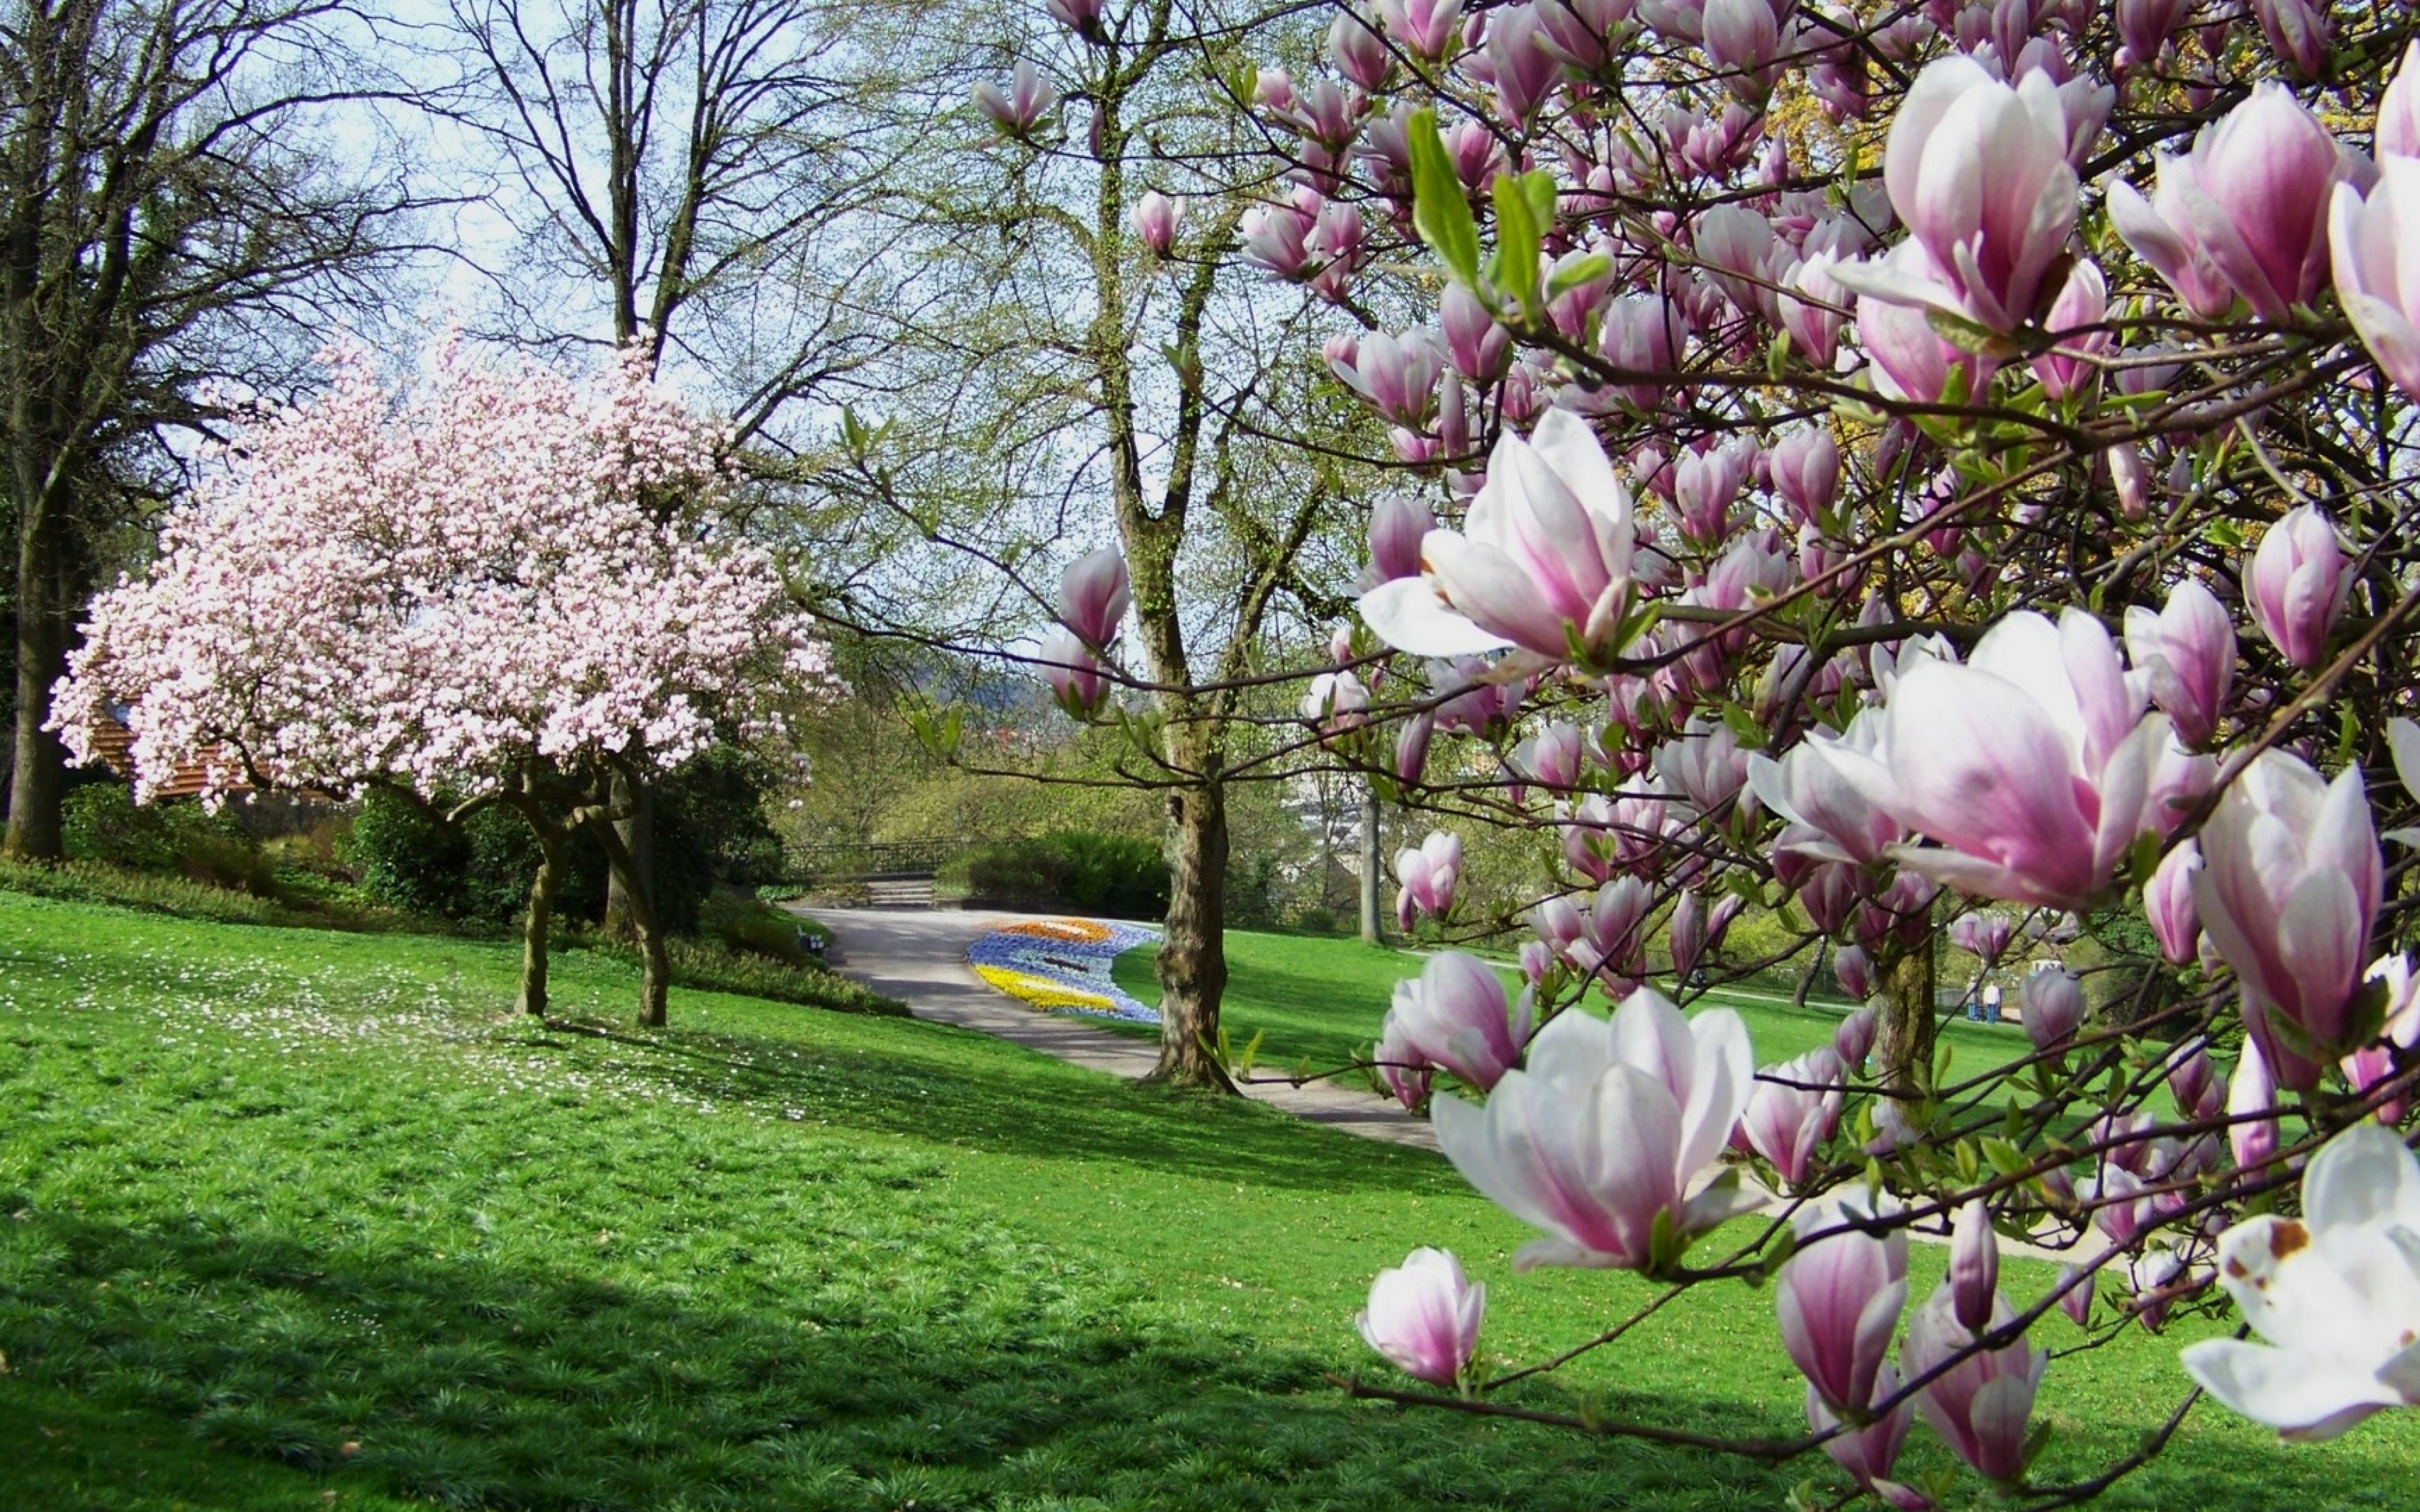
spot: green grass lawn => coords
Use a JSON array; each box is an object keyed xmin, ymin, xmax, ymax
[
  {"xmin": 3, "ymin": 893, "xmax": 2413, "ymax": 1509},
  {"xmin": 1110, "ymin": 929, "xmax": 2025, "ymax": 1082}
]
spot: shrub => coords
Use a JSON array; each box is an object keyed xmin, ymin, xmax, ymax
[
  {"xmin": 955, "ymin": 830, "xmax": 1170, "ymax": 917},
  {"xmin": 343, "ymin": 790, "xmax": 608, "ymax": 926},
  {"xmin": 697, "ymin": 886, "xmax": 814, "ymax": 966},
  {"xmin": 61, "ymin": 785, "xmax": 278, "ymax": 896}
]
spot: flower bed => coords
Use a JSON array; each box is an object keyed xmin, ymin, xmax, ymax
[{"xmin": 966, "ymin": 917, "xmax": 1161, "ymax": 1024}]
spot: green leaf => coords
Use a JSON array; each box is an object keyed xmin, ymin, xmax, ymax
[
  {"xmin": 1759, "ymin": 1221, "xmax": 1799, "ymax": 1279},
  {"xmin": 1545, "ymin": 249, "xmax": 1611, "ymax": 302},
  {"xmin": 1489, "ymin": 171, "xmax": 1543, "ymax": 317},
  {"xmin": 1925, "ymin": 306, "xmax": 2002, "ymax": 355},
  {"xmin": 1981, "ymin": 1136, "xmax": 2028, "ymax": 1179},
  {"xmin": 1234, "ymin": 1028, "xmax": 1265, "ymax": 1078},
  {"xmin": 1406, "ymin": 110, "xmax": 1480, "ymax": 289}
]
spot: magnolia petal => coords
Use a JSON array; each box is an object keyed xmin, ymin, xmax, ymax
[
  {"xmin": 2181, "ymin": 1338, "xmax": 2402, "ymax": 1440},
  {"xmin": 2303, "ymin": 1120, "xmax": 2420, "ymax": 1243},
  {"xmin": 1356, "ymin": 576, "xmax": 1514, "ymax": 657}
]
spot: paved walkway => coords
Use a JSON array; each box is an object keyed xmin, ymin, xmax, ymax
[{"xmin": 792, "ymin": 905, "xmax": 1440, "ymax": 1150}]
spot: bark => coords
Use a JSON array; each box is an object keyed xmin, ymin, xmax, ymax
[
  {"xmin": 4, "ymin": 480, "xmax": 69, "ymax": 859},
  {"xmin": 1876, "ymin": 939, "xmax": 1938, "ymax": 1098},
  {"xmin": 1357, "ymin": 784, "xmax": 1383, "ymax": 945},
  {"xmin": 602, "ymin": 769, "xmax": 655, "ymax": 938},
  {"xmin": 1151, "ymin": 756, "xmax": 1235, "ymax": 1090},
  {"xmin": 591, "ymin": 808, "xmax": 671, "ymax": 1026},
  {"xmin": 516, "ymin": 823, "xmax": 567, "ymax": 1017}
]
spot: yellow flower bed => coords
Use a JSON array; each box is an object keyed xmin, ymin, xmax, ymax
[{"xmin": 971, "ymin": 963, "xmax": 1115, "ymax": 1012}]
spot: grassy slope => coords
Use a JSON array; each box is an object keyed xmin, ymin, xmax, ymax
[
  {"xmin": 1, "ymin": 895, "xmax": 2411, "ymax": 1510},
  {"xmin": 1110, "ymin": 929, "xmax": 2021, "ymax": 1079}
]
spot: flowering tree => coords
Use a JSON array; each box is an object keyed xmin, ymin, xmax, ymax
[
  {"xmin": 51, "ymin": 337, "xmax": 831, "ymax": 1024},
  {"xmin": 1139, "ymin": 0, "xmax": 2420, "ymax": 1503},
  {"xmin": 824, "ymin": 0, "xmax": 1405, "ymax": 1086}
]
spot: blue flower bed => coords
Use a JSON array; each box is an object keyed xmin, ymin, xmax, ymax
[{"xmin": 965, "ymin": 917, "xmax": 1162, "ymax": 1024}]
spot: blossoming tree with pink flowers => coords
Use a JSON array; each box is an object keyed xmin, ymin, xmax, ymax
[
  {"xmin": 969, "ymin": 0, "xmax": 2420, "ymax": 1501},
  {"xmin": 50, "ymin": 336, "xmax": 832, "ymax": 1025}
]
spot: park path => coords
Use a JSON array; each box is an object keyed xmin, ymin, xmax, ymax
[{"xmin": 790, "ymin": 905, "xmax": 1440, "ymax": 1150}]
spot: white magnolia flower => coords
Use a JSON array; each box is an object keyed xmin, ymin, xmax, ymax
[{"xmin": 2181, "ymin": 1121, "xmax": 2420, "ymax": 1440}]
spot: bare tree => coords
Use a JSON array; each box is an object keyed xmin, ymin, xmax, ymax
[{"xmin": 0, "ymin": 0, "xmax": 429, "ymax": 857}]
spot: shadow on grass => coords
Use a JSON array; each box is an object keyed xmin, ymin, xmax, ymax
[
  {"xmin": 0, "ymin": 1209, "xmax": 1799, "ymax": 1512},
  {"xmin": 527, "ymin": 1011, "xmax": 1453, "ymax": 1198}
]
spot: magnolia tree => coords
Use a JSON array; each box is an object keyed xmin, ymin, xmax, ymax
[
  {"xmin": 52, "ymin": 338, "xmax": 831, "ymax": 1024},
  {"xmin": 1022, "ymin": 0, "xmax": 2420, "ymax": 1503}
]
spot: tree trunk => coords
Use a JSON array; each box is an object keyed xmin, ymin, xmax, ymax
[
  {"xmin": 1357, "ymin": 783, "xmax": 1383, "ymax": 945},
  {"xmin": 592, "ymin": 810, "xmax": 671, "ymax": 1027},
  {"xmin": 1151, "ymin": 768, "xmax": 1235, "ymax": 1090},
  {"xmin": 1876, "ymin": 939, "xmax": 1937, "ymax": 1098},
  {"xmin": 603, "ymin": 768, "xmax": 655, "ymax": 937},
  {"xmin": 4, "ymin": 500, "xmax": 67, "ymax": 859},
  {"xmin": 517, "ymin": 824, "xmax": 566, "ymax": 1017}
]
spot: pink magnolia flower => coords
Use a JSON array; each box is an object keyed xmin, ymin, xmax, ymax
[
  {"xmin": 2251, "ymin": 0, "xmax": 2329, "ymax": 79},
  {"xmin": 1058, "ymin": 547, "xmax": 1131, "ymax": 649},
  {"xmin": 1770, "ymin": 424, "xmax": 1840, "ymax": 523},
  {"xmin": 1379, "ymin": 950, "xmax": 1523, "ymax": 1091},
  {"xmin": 1512, "ymin": 721, "xmax": 1587, "ymax": 792},
  {"xmin": 2244, "ymin": 505, "xmax": 2349, "ymax": 669},
  {"xmin": 2339, "ymin": 954, "xmax": 2420, "ymax": 1123},
  {"xmin": 2019, "ymin": 968, "xmax": 2087, "ymax": 1050},
  {"xmin": 1358, "ymin": 1247, "xmax": 1485, "ymax": 1387},
  {"xmin": 2116, "ymin": 0, "xmax": 2187, "ymax": 64},
  {"xmin": 1441, "ymin": 282, "xmax": 1512, "ymax": 382},
  {"xmin": 1328, "ymin": 329, "xmax": 1444, "ymax": 429},
  {"xmin": 1131, "ymin": 190, "xmax": 1184, "ymax": 255},
  {"xmin": 1746, "ymin": 709, "xmax": 1904, "ymax": 867},
  {"xmin": 2332, "ymin": 156, "xmax": 2420, "ymax": 398},
  {"xmin": 973, "ymin": 61, "xmax": 1057, "ymax": 137},
  {"xmin": 1741, "ymin": 1046, "xmax": 1845, "ymax": 1186},
  {"xmin": 1300, "ymin": 669, "xmax": 1369, "ymax": 734},
  {"xmin": 1040, "ymin": 629, "xmax": 1112, "ymax": 720},
  {"xmin": 2169, "ymin": 1041, "xmax": 2223, "ymax": 1122},
  {"xmin": 2182, "ymin": 1121, "xmax": 2420, "ymax": 1440},
  {"xmin": 1396, "ymin": 830, "xmax": 1463, "ymax": 929},
  {"xmin": 1948, "ymin": 912, "xmax": 2014, "ymax": 966},
  {"xmin": 2380, "ymin": 40, "xmax": 2420, "ymax": 160},
  {"xmin": 1328, "ymin": 8, "xmax": 1394, "ymax": 91},
  {"xmin": 1901, "ymin": 1281, "xmax": 2048, "ymax": 1482},
  {"xmin": 1376, "ymin": 0, "xmax": 1462, "ymax": 59},
  {"xmin": 2228, "ymin": 1043, "xmax": 2279, "ymax": 1172},
  {"xmin": 1778, "ymin": 1193, "xmax": 1907, "ymax": 1414},
  {"xmin": 1949, "ymin": 1198, "xmax": 2000, "ymax": 1332},
  {"xmin": 2109, "ymin": 84, "xmax": 2350, "ymax": 323},
  {"xmin": 2123, "ymin": 580, "xmax": 2234, "ymax": 748},
  {"xmin": 1374, "ymin": 1011, "xmax": 1432, "ymax": 1109},
  {"xmin": 1431, "ymin": 986, "xmax": 1757, "ymax": 1271},
  {"xmin": 1833, "ymin": 1001, "xmax": 1877, "ymax": 1065},
  {"xmin": 2054, "ymin": 1263, "xmax": 2096, "ymax": 1328},
  {"xmin": 1368, "ymin": 496, "xmax": 1433, "ymax": 584},
  {"xmin": 1357, "ymin": 410, "xmax": 1638, "ymax": 664},
  {"xmin": 1828, "ymin": 57, "xmax": 2077, "ymax": 332},
  {"xmin": 2192, "ymin": 749, "xmax": 2380, "ymax": 1086},
  {"xmin": 2145, "ymin": 839, "xmax": 2202, "ymax": 966},
  {"xmin": 1809, "ymin": 609, "xmax": 2167, "ymax": 910},
  {"xmin": 1394, "ymin": 711, "xmax": 1436, "ymax": 786},
  {"xmin": 1809, "ymin": 1370, "xmax": 1926, "ymax": 1509},
  {"xmin": 1044, "ymin": 0, "xmax": 1103, "ymax": 39},
  {"xmin": 2029, "ymin": 258, "xmax": 2111, "ymax": 399},
  {"xmin": 1833, "ymin": 947, "xmax": 1876, "ymax": 1005}
]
